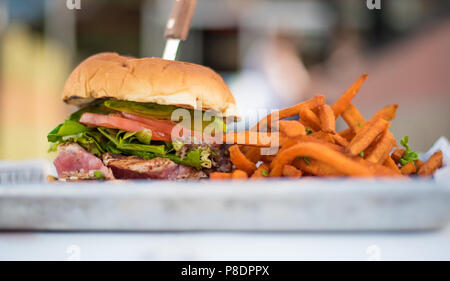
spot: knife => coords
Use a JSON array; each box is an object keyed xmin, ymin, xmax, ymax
[{"xmin": 162, "ymin": 0, "xmax": 198, "ymax": 61}]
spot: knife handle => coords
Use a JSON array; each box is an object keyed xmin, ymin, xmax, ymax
[{"xmin": 164, "ymin": 0, "xmax": 197, "ymax": 41}]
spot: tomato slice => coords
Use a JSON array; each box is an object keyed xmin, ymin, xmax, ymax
[
  {"xmin": 79, "ymin": 112, "xmax": 173, "ymax": 141},
  {"xmin": 121, "ymin": 112, "xmax": 207, "ymax": 143},
  {"xmin": 120, "ymin": 112, "xmax": 176, "ymax": 138}
]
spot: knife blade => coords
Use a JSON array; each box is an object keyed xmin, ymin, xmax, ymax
[
  {"xmin": 162, "ymin": 0, "xmax": 197, "ymax": 61},
  {"xmin": 162, "ymin": 38, "xmax": 181, "ymax": 61}
]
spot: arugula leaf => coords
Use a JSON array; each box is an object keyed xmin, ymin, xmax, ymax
[
  {"xmin": 104, "ymin": 141, "xmax": 122, "ymax": 154},
  {"xmin": 399, "ymin": 136, "xmax": 419, "ymax": 166},
  {"xmin": 122, "ymin": 131, "xmax": 137, "ymax": 141},
  {"xmin": 47, "ymin": 120, "xmax": 89, "ymax": 142},
  {"xmin": 180, "ymin": 150, "xmax": 204, "ymax": 169},
  {"xmin": 97, "ymin": 128, "xmax": 119, "ymax": 146},
  {"xmin": 97, "ymin": 127, "xmax": 165, "ymax": 155}
]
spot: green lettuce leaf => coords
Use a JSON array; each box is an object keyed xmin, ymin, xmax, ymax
[
  {"xmin": 179, "ymin": 150, "xmax": 203, "ymax": 169},
  {"xmin": 97, "ymin": 128, "xmax": 165, "ymax": 155},
  {"xmin": 48, "ymin": 131, "xmax": 105, "ymax": 157},
  {"xmin": 47, "ymin": 120, "xmax": 89, "ymax": 142}
]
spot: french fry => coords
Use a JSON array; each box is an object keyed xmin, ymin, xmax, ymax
[
  {"xmin": 355, "ymin": 157, "xmax": 404, "ymax": 177},
  {"xmin": 383, "ymin": 156, "xmax": 401, "ymax": 175},
  {"xmin": 331, "ymin": 74, "xmax": 368, "ymax": 117},
  {"xmin": 269, "ymin": 142, "xmax": 373, "ymax": 177},
  {"xmin": 209, "ymin": 172, "xmax": 232, "ymax": 180},
  {"xmin": 341, "ymin": 104, "xmax": 398, "ymax": 143},
  {"xmin": 244, "ymin": 146, "xmax": 261, "ymax": 164},
  {"xmin": 290, "ymin": 135, "xmax": 344, "ymax": 153},
  {"xmin": 370, "ymin": 104, "xmax": 398, "ymax": 123},
  {"xmin": 414, "ymin": 159, "xmax": 425, "ymax": 170},
  {"xmin": 346, "ymin": 118, "xmax": 390, "ymax": 156},
  {"xmin": 299, "ymin": 108, "xmax": 321, "ymax": 131},
  {"xmin": 211, "ymin": 74, "xmax": 440, "ymax": 180},
  {"xmin": 229, "ymin": 145, "xmax": 257, "ymax": 175},
  {"xmin": 331, "ymin": 133, "xmax": 350, "ymax": 147},
  {"xmin": 367, "ymin": 104, "xmax": 399, "ymax": 147},
  {"xmin": 282, "ymin": 165, "xmax": 303, "ymax": 178},
  {"xmin": 417, "ymin": 150, "xmax": 443, "ymax": 177},
  {"xmin": 292, "ymin": 158, "xmax": 342, "ymax": 176},
  {"xmin": 338, "ymin": 128, "xmax": 355, "ymax": 141},
  {"xmin": 279, "ymin": 137, "xmax": 301, "ymax": 154},
  {"xmin": 400, "ymin": 162, "xmax": 416, "ymax": 175},
  {"xmin": 362, "ymin": 140, "xmax": 376, "ymax": 159},
  {"xmin": 310, "ymin": 131, "xmax": 335, "ymax": 144},
  {"xmin": 251, "ymin": 163, "xmax": 270, "ymax": 178},
  {"xmin": 318, "ymin": 104, "xmax": 336, "ymax": 133},
  {"xmin": 232, "ymin": 169, "xmax": 248, "ymax": 179},
  {"xmin": 278, "ymin": 120, "xmax": 306, "ymax": 138},
  {"xmin": 278, "ymin": 132, "xmax": 290, "ymax": 147},
  {"xmin": 391, "ymin": 148, "xmax": 406, "ymax": 164},
  {"xmin": 251, "ymin": 95, "xmax": 325, "ymax": 131},
  {"xmin": 366, "ymin": 130, "xmax": 395, "ymax": 164},
  {"xmin": 342, "ymin": 104, "xmax": 366, "ymax": 133}
]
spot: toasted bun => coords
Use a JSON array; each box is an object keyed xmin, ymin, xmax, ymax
[{"xmin": 62, "ymin": 52, "xmax": 240, "ymax": 119}]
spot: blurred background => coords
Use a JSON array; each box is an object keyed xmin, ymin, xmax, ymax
[{"xmin": 0, "ymin": 0, "xmax": 449, "ymax": 159}]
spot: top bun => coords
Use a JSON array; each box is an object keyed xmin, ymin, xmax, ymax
[{"xmin": 62, "ymin": 52, "xmax": 240, "ymax": 119}]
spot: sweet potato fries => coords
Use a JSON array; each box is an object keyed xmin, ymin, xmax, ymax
[{"xmin": 210, "ymin": 74, "xmax": 443, "ymax": 180}]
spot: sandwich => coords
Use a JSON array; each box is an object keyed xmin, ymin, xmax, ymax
[{"xmin": 48, "ymin": 52, "xmax": 240, "ymax": 181}]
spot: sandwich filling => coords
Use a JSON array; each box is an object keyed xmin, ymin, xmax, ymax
[{"xmin": 48, "ymin": 99, "xmax": 232, "ymax": 180}]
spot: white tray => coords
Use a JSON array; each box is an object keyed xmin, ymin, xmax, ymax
[{"xmin": 0, "ymin": 179, "xmax": 449, "ymax": 231}]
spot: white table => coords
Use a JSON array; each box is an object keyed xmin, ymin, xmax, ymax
[{"xmin": 1, "ymin": 227, "xmax": 450, "ymax": 261}]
